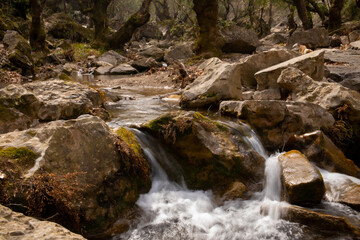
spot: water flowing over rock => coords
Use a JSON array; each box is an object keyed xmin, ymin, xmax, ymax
[
  {"xmin": 285, "ymin": 130, "xmax": 360, "ymax": 177},
  {"xmin": 221, "ymin": 25, "xmax": 260, "ymax": 54},
  {"xmin": 0, "ymin": 115, "xmax": 150, "ymax": 234},
  {"xmin": 0, "ymin": 204, "xmax": 85, "ymax": 240},
  {"xmin": 255, "ymin": 50, "xmax": 325, "ymax": 90},
  {"xmin": 180, "ymin": 58, "xmax": 242, "ymax": 108},
  {"xmin": 0, "ymin": 80, "xmax": 105, "ymax": 132},
  {"xmin": 278, "ymin": 150, "xmax": 325, "ymax": 205},
  {"xmin": 287, "ymin": 28, "xmax": 330, "ymax": 49},
  {"xmin": 141, "ymin": 111, "xmax": 265, "ymax": 192},
  {"xmin": 220, "ymin": 100, "xmax": 334, "ymax": 150}
]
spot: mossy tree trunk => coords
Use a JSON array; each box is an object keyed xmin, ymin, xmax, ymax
[
  {"xmin": 78, "ymin": 0, "xmax": 111, "ymax": 44},
  {"xmin": 108, "ymin": 0, "xmax": 152, "ymax": 49},
  {"xmin": 328, "ymin": 0, "xmax": 344, "ymax": 31},
  {"xmin": 293, "ymin": 0, "xmax": 313, "ymax": 29},
  {"xmin": 193, "ymin": 0, "xmax": 225, "ymax": 57},
  {"xmin": 30, "ymin": 0, "xmax": 47, "ymax": 51}
]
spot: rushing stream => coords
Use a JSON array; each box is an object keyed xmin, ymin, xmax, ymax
[{"xmin": 96, "ymin": 86, "xmax": 359, "ymax": 240}]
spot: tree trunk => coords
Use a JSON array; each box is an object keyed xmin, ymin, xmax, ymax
[
  {"xmin": 248, "ymin": 0, "xmax": 255, "ymax": 27},
  {"xmin": 30, "ymin": 0, "xmax": 47, "ymax": 51},
  {"xmin": 91, "ymin": 0, "xmax": 111, "ymax": 43},
  {"xmin": 193, "ymin": 0, "xmax": 224, "ymax": 56},
  {"xmin": 293, "ymin": 0, "xmax": 313, "ymax": 29},
  {"xmin": 288, "ymin": 5, "xmax": 297, "ymax": 36},
  {"xmin": 108, "ymin": 0, "xmax": 152, "ymax": 49},
  {"xmin": 328, "ymin": 0, "xmax": 344, "ymax": 31}
]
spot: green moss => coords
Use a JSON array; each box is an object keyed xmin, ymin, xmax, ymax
[
  {"xmin": 115, "ymin": 127, "xmax": 142, "ymax": 156},
  {"xmin": 145, "ymin": 113, "xmax": 174, "ymax": 131},
  {"xmin": 72, "ymin": 43, "xmax": 100, "ymax": 61},
  {"xmin": 214, "ymin": 122, "xmax": 229, "ymax": 132},
  {"xmin": 193, "ymin": 112, "xmax": 207, "ymax": 120},
  {"xmin": 59, "ymin": 73, "xmax": 71, "ymax": 81},
  {"xmin": 0, "ymin": 147, "xmax": 38, "ymax": 167}
]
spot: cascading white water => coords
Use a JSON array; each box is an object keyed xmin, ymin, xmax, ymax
[{"xmin": 114, "ymin": 125, "xmax": 306, "ymax": 240}]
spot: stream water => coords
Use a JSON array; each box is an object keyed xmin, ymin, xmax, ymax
[{"xmin": 84, "ymin": 80, "xmax": 359, "ymax": 240}]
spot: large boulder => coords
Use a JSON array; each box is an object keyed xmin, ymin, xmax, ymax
[
  {"xmin": 164, "ymin": 43, "xmax": 194, "ymax": 63},
  {"xmin": 255, "ymin": 50, "xmax": 325, "ymax": 90},
  {"xmin": 287, "ymin": 28, "xmax": 330, "ymax": 49},
  {"xmin": 285, "ymin": 130, "xmax": 360, "ymax": 177},
  {"xmin": 0, "ymin": 115, "xmax": 151, "ymax": 234},
  {"xmin": 141, "ymin": 111, "xmax": 265, "ymax": 192},
  {"xmin": 278, "ymin": 150, "xmax": 325, "ymax": 205},
  {"xmin": 110, "ymin": 64, "xmax": 138, "ymax": 75},
  {"xmin": 221, "ymin": 25, "xmax": 260, "ymax": 54},
  {"xmin": 3, "ymin": 30, "xmax": 34, "ymax": 75},
  {"xmin": 130, "ymin": 57, "xmax": 161, "ymax": 72},
  {"xmin": 220, "ymin": 100, "xmax": 334, "ymax": 150},
  {"xmin": 139, "ymin": 46, "xmax": 164, "ymax": 62},
  {"xmin": 0, "ymin": 204, "xmax": 85, "ymax": 240},
  {"xmin": 180, "ymin": 58, "xmax": 242, "ymax": 108},
  {"xmin": 232, "ymin": 49, "xmax": 299, "ymax": 89},
  {"xmin": 47, "ymin": 13, "xmax": 92, "ymax": 42},
  {"xmin": 132, "ymin": 23, "xmax": 163, "ymax": 40},
  {"xmin": 0, "ymin": 80, "xmax": 105, "ymax": 132},
  {"xmin": 280, "ymin": 205, "xmax": 360, "ymax": 237},
  {"xmin": 96, "ymin": 50, "xmax": 127, "ymax": 67}
]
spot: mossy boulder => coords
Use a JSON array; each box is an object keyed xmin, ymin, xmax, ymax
[
  {"xmin": 141, "ymin": 111, "xmax": 265, "ymax": 193},
  {"xmin": 47, "ymin": 13, "xmax": 92, "ymax": 42},
  {"xmin": 278, "ymin": 150, "xmax": 325, "ymax": 205},
  {"xmin": 0, "ymin": 115, "xmax": 150, "ymax": 235},
  {"xmin": 3, "ymin": 30, "xmax": 34, "ymax": 75}
]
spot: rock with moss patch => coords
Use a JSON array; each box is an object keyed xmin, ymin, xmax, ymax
[
  {"xmin": 141, "ymin": 111, "xmax": 265, "ymax": 193},
  {"xmin": 278, "ymin": 150, "xmax": 325, "ymax": 205},
  {"xmin": 0, "ymin": 115, "xmax": 150, "ymax": 235}
]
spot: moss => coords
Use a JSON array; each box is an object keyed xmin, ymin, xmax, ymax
[
  {"xmin": 72, "ymin": 43, "xmax": 100, "ymax": 61},
  {"xmin": 214, "ymin": 122, "xmax": 229, "ymax": 132},
  {"xmin": 59, "ymin": 73, "xmax": 71, "ymax": 81},
  {"xmin": 144, "ymin": 113, "xmax": 174, "ymax": 132},
  {"xmin": 0, "ymin": 147, "xmax": 38, "ymax": 167},
  {"xmin": 115, "ymin": 127, "xmax": 142, "ymax": 156},
  {"xmin": 193, "ymin": 112, "xmax": 207, "ymax": 120}
]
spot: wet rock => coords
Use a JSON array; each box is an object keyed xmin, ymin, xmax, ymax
[
  {"xmin": 253, "ymin": 88, "xmax": 281, "ymax": 100},
  {"xmin": 139, "ymin": 46, "xmax": 164, "ymax": 62},
  {"xmin": 131, "ymin": 57, "xmax": 161, "ymax": 72},
  {"xmin": 281, "ymin": 205, "xmax": 360, "ymax": 237},
  {"xmin": 220, "ymin": 100, "xmax": 334, "ymax": 150},
  {"xmin": 0, "ymin": 80, "xmax": 105, "ymax": 125},
  {"xmin": 3, "ymin": 30, "xmax": 34, "ymax": 75},
  {"xmin": 287, "ymin": 28, "xmax": 330, "ymax": 49},
  {"xmin": 0, "ymin": 204, "xmax": 85, "ymax": 239},
  {"xmin": 255, "ymin": 50, "xmax": 325, "ymax": 90},
  {"xmin": 94, "ymin": 65, "xmax": 113, "ymax": 75},
  {"xmin": 0, "ymin": 116, "xmax": 150, "ymax": 234},
  {"xmin": 141, "ymin": 111, "xmax": 265, "ymax": 192},
  {"xmin": 180, "ymin": 58, "xmax": 242, "ymax": 108},
  {"xmin": 222, "ymin": 181, "xmax": 248, "ymax": 201},
  {"xmin": 97, "ymin": 50, "xmax": 127, "ymax": 66},
  {"xmin": 110, "ymin": 64, "xmax": 138, "ymax": 75},
  {"xmin": 278, "ymin": 150, "xmax": 325, "ymax": 205},
  {"xmin": 221, "ymin": 25, "xmax": 260, "ymax": 54},
  {"xmin": 164, "ymin": 43, "xmax": 194, "ymax": 63},
  {"xmin": 285, "ymin": 130, "xmax": 360, "ymax": 177},
  {"xmin": 233, "ymin": 49, "xmax": 299, "ymax": 89}
]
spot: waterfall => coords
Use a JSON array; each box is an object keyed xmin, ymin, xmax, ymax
[{"xmin": 115, "ymin": 126, "xmax": 304, "ymax": 240}]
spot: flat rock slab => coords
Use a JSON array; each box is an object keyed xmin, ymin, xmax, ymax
[
  {"xmin": 278, "ymin": 150, "xmax": 325, "ymax": 205},
  {"xmin": 0, "ymin": 204, "xmax": 85, "ymax": 240},
  {"xmin": 110, "ymin": 64, "xmax": 138, "ymax": 75}
]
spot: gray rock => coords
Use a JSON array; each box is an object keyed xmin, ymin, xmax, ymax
[
  {"xmin": 221, "ymin": 25, "xmax": 260, "ymax": 53},
  {"xmin": 255, "ymin": 50, "xmax": 325, "ymax": 90},
  {"xmin": 253, "ymin": 88, "xmax": 281, "ymax": 100},
  {"xmin": 131, "ymin": 57, "xmax": 161, "ymax": 71},
  {"xmin": 287, "ymin": 28, "xmax": 330, "ymax": 49},
  {"xmin": 133, "ymin": 23, "xmax": 163, "ymax": 40},
  {"xmin": 164, "ymin": 43, "xmax": 194, "ymax": 62},
  {"xmin": 0, "ymin": 204, "xmax": 85, "ymax": 240},
  {"xmin": 260, "ymin": 32, "xmax": 287, "ymax": 45},
  {"xmin": 278, "ymin": 150, "xmax": 325, "ymax": 205},
  {"xmin": 350, "ymin": 40, "xmax": 360, "ymax": 50},
  {"xmin": 139, "ymin": 45, "xmax": 164, "ymax": 61},
  {"xmin": 180, "ymin": 58, "xmax": 242, "ymax": 108},
  {"xmin": 97, "ymin": 50, "xmax": 127, "ymax": 66},
  {"xmin": 110, "ymin": 64, "xmax": 138, "ymax": 75},
  {"xmin": 94, "ymin": 65, "xmax": 113, "ymax": 75},
  {"xmin": 349, "ymin": 30, "xmax": 360, "ymax": 42}
]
